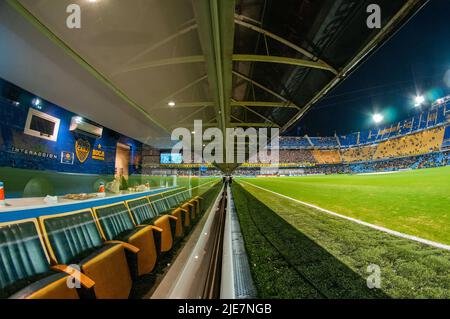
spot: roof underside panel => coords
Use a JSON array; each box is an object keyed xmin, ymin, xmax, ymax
[
  {"xmin": 2, "ymin": 0, "xmax": 427, "ymax": 149},
  {"xmin": 233, "ymin": 0, "xmax": 426, "ymax": 130}
]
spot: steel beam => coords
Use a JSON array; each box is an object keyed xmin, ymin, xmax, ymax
[
  {"xmin": 211, "ymin": 0, "xmax": 235, "ymax": 127},
  {"xmin": 123, "ymin": 21, "xmax": 198, "ymax": 66},
  {"xmin": 165, "ymin": 102, "xmax": 214, "ymax": 109},
  {"xmin": 233, "ymin": 54, "xmax": 337, "ymax": 73},
  {"xmin": 150, "ymin": 74, "xmax": 208, "ymax": 109},
  {"xmin": 231, "ymin": 101, "xmax": 297, "ymax": 108},
  {"xmin": 171, "ymin": 122, "xmax": 218, "ymax": 129},
  {"xmin": 112, "ymin": 56, "xmax": 205, "ymax": 76},
  {"xmin": 193, "ymin": 0, "xmax": 235, "ymax": 132},
  {"xmin": 157, "ymin": 100, "xmax": 295, "ymax": 109},
  {"xmin": 229, "ymin": 122, "xmax": 279, "ymax": 128},
  {"xmin": 231, "ymin": 99, "xmax": 279, "ymax": 127},
  {"xmin": 235, "ymin": 16, "xmax": 337, "ymax": 74},
  {"xmin": 232, "ymin": 70, "xmax": 295, "ymax": 105},
  {"xmin": 176, "ymin": 106, "xmax": 210, "ymax": 124},
  {"xmin": 231, "ymin": 115, "xmax": 244, "ymax": 123},
  {"xmin": 281, "ymin": 0, "xmax": 427, "ymax": 132}
]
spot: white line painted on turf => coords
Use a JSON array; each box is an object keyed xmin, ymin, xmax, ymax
[
  {"xmin": 356, "ymin": 170, "xmax": 409, "ymax": 176},
  {"xmin": 239, "ymin": 181, "xmax": 450, "ymax": 251}
]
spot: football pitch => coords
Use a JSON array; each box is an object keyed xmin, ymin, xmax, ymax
[
  {"xmin": 238, "ymin": 166, "xmax": 450, "ymax": 245},
  {"xmin": 232, "ymin": 167, "xmax": 450, "ymax": 298}
]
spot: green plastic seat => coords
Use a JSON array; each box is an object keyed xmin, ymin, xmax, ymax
[
  {"xmin": 93, "ymin": 203, "xmax": 159, "ymax": 276},
  {"xmin": 40, "ymin": 210, "xmax": 133, "ymax": 299},
  {"xmin": 0, "ymin": 219, "xmax": 80, "ymax": 299}
]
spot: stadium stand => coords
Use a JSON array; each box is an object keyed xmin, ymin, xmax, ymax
[
  {"xmin": 276, "ymin": 104, "xmax": 448, "ymax": 153},
  {"xmin": 309, "ymin": 137, "xmax": 339, "ymax": 148},
  {"xmin": 373, "ymin": 127, "xmax": 445, "ymax": 160},
  {"xmin": 341, "ymin": 145, "xmax": 377, "ymax": 163},
  {"xmin": 311, "ymin": 150, "xmax": 341, "ymax": 164},
  {"xmin": 339, "ymin": 104, "xmax": 448, "ymax": 147},
  {"xmin": 279, "ymin": 149, "xmax": 316, "ymax": 164},
  {"xmin": 279, "ymin": 136, "xmax": 312, "ymax": 149},
  {"xmin": 338, "ymin": 133, "xmax": 359, "ymax": 147},
  {"xmin": 238, "ymin": 149, "xmax": 450, "ymax": 177},
  {"xmin": 241, "ymin": 103, "xmax": 450, "ymax": 175},
  {"xmin": 442, "ymin": 126, "xmax": 450, "ymax": 149},
  {"xmin": 349, "ymin": 150, "xmax": 450, "ymax": 174}
]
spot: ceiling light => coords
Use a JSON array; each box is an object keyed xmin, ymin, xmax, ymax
[
  {"xmin": 32, "ymin": 98, "xmax": 41, "ymax": 106},
  {"xmin": 168, "ymin": 101, "xmax": 176, "ymax": 107},
  {"xmin": 74, "ymin": 116, "xmax": 83, "ymax": 124}
]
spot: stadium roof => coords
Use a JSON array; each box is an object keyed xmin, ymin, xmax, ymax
[{"xmin": 0, "ymin": 0, "xmax": 427, "ymax": 149}]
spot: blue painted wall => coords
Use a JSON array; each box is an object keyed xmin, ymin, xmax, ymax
[{"xmin": 0, "ymin": 77, "xmax": 143, "ymax": 176}]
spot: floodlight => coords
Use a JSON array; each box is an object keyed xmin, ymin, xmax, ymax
[
  {"xmin": 414, "ymin": 95, "xmax": 425, "ymax": 107},
  {"xmin": 373, "ymin": 114, "xmax": 383, "ymax": 124}
]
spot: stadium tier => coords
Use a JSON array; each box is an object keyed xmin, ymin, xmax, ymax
[
  {"xmin": 278, "ymin": 149, "xmax": 316, "ymax": 165},
  {"xmin": 279, "ymin": 136, "xmax": 312, "ymax": 149},
  {"xmin": 311, "ymin": 149, "xmax": 341, "ymax": 164},
  {"xmin": 309, "ymin": 137, "xmax": 339, "ymax": 148},
  {"xmin": 241, "ymin": 107, "xmax": 450, "ymax": 174},
  {"xmin": 280, "ymin": 103, "xmax": 449, "ymax": 149},
  {"xmin": 373, "ymin": 127, "xmax": 445, "ymax": 160},
  {"xmin": 238, "ymin": 150, "xmax": 450, "ymax": 176},
  {"xmin": 341, "ymin": 145, "xmax": 378, "ymax": 163},
  {"xmin": 443, "ymin": 126, "xmax": 450, "ymax": 149}
]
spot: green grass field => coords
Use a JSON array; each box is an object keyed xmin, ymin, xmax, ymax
[
  {"xmin": 238, "ymin": 166, "xmax": 450, "ymax": 245},
  {"xmin": 232, "ymin": 179, "xmax": 450, "ymax": 299}
]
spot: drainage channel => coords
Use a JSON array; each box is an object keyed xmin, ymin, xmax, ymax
[
  {"xmin": 151, "ymin": 184, "xmax": 256, "ymax": 299},
  {"xmin": 221, "ymin": 184, "xmax": 257, "ymax": 299},
  {"xmin": 151, "ymin": 185, "xmax": 227, "ymax": 299}
]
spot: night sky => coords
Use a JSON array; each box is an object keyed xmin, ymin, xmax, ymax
[{"xmin": 290, "ymin": 0, "xmax": 450, "ymax": 137}]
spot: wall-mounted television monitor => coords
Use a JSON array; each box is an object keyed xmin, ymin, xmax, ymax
[
  {"xmin": 24, "ymin": 108, "xmax": 60, "ymax": 142},
  {"xmin": 160, "ymin": 153, "xmax": 183, "ymax": 164}
]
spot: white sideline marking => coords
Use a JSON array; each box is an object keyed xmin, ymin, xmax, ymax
[
  {"xmin": 356, "ymin": 170, "xmax": 408, "ymax": 176},
  {"xmin": 239, "ymin": 181, "xmax": 450, "ymax": 251}
]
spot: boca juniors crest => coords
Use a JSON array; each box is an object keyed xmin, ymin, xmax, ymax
[{"xmin": 75, "ymin": 138, "xmax": 91, "ymax": 163}]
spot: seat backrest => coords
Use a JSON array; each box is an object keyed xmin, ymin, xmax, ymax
[
  {"xmin": 180, "ymin": 189, "xmax": 190, "ymax": 201},
  {"xmin": 170, "ymin": 188, "xmax": 187, "ymax": 203},
  {"xmin": 40, "ymin": 210, "xmax": 103, "ymax": 265},
  {"xmin": 126, "ymin": 197, "xmax": 157, "ymax": 225},
  {"xmin": 150, "ymin": 195, "xmax": 171, "ymax": 214},
  {"xmin": 94, "ymin": 203, "xmax": 135, "ymax": 241},
  {"xmin": 165, "ymin": 192, "xmax": 179, "ymax": 208},
  {"xmin": 149, "ymin": 194, "xmax": 163, "ymax": 200},
  {"xmin": 177, "ymin": 190, "xmax": 188, "ymax": 203},
  {"xmin": 0, "ymin": 220, "xmax": 50, "ymax": 294}
]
